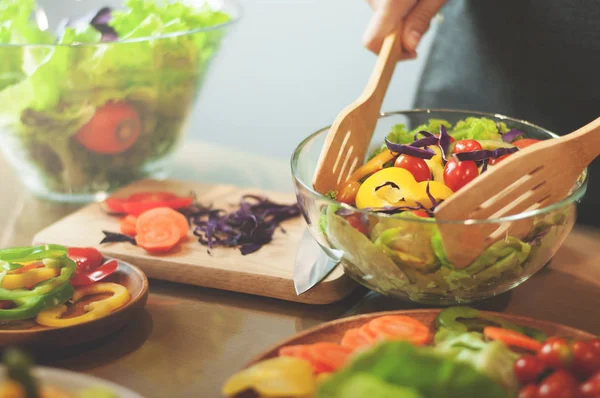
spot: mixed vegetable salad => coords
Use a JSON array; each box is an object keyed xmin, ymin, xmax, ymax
[
  {"xmin": 0, "ymin": 245, "xmax": 129, "ymax": 328},
  {"xmin": 318, "ymin": 117, "xmax": 573, "ymax": 301},
  {"xmin": 223, "ymin": 307, "xmax": 600, "ymax": 398},
  {"xmin": 0, "ymin": 0, "xmax": 232, "ymax": 197},
  {"xmin": 0, "ymin": 349, "xmax": 117, "ymax": 398}
]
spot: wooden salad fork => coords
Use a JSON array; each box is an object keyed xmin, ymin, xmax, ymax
[
  {"xmin": 435, "ymin": 117, "xmax": 600, "ymax": 268},
  {"xmin": 313, "ymin": 29, "xmax": 405, "ymax": 194}
]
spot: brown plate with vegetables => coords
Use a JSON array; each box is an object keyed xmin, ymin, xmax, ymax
[
  {"xmin": 0, "ymin": 245, "xmax": 148, "ymax": 348},
  {"xmin": 224, "ymin": 308, "xmax": 598, "ymax": 398}
]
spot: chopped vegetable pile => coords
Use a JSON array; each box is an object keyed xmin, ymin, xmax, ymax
[
  {"xmin": 0, "ymin": 0, "xmax": 232, "ymax": 197},
  {"xmin": 0, "ymin": 245, "xmax": 129, "ymax": 328},
  {"xmin": 317, "ymin": 117, "xmax": 572, "ymax": 302},
  {"xmin": 223, "ymin": 307, "xmax": 600, "ymax": 398},
  {"xmin": 100, "ymin": 191, "xmax": 301, "ymax": 255}
]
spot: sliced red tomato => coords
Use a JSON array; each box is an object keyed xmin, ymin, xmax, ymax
[
  {"xmin": 308, "ymin": 343, "xmax": 352, "ymax": 372},
  {"xmin": 74, "ymin": 102, "xmax": 141, "ymax": 155},
  {"xmin": 120, "ymin": 215, "xmax": 138, "ymax": 236},
  {"xmin": 279, "ymin": 345, "xmax": 332, "ymax": 373},
  {"xmin": 366, "ymin": 315, "xmax": 431, "ymax": 345},
  {"xmin": 69, "ymin": 259, "xmax": 118, "ymax": 287},
  {"xmin": 412, "ymin": 210, "xmax": 430, "ymax": 218},
  {"xmin": 341, "ymin": 328, "xmax": 372, "ymax": 350},
  {"xmin": 104, "ymin": 191, "xmax": 194, "ymax": 216},
  {"xmin": 67, "ymin": 247, "xmax": 104, "ymax": 273}
]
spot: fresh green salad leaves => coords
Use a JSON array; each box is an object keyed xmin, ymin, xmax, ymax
[{"xmin": 317, "ymin": 341, "xmax": 509, "ymax": 398}]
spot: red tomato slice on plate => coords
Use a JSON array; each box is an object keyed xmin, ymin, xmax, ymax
[{"xmin": 67, "ymin": 247, "xmax": 104, "ymax": 273}]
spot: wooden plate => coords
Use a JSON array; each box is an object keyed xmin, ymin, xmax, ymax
[
  {"xmin": 249, "ymin": 309, "xmax": 595, "ymax": 365},
  {"xmin": 0, "ymin": 259, "xmax": 149, "ymax": 348}
]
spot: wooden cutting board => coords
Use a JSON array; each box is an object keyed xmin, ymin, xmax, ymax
[{"xmin": 33, "ymin": 179, "xmax": 357, "ymax": 304}]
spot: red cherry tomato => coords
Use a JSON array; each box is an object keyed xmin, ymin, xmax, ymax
[
  {"xmin": 489, "ymin": 154, "xmax": 511, "ymax": 165},
  {"xmin": 580, "ymin": 371, "xmax": 600, "ymax": 397},
  {"xmin": 344, "ymin": 214, "xmax": 369, "ymax": 235},
  {"xmin": 412, "ymin": 210, "xmax": 430, "ymax": 218},
  {"xmin": 537, "ymin": 370, "xmax": 580, "ymax": 398},
  {"xmin": 69, "ymin": 259, "xmax": 119, "ymax": 287},
  {"xmin": 538, "ymin": 337, "xmax": 574, "ymax": 369},
  {"xmin": 453, "ymin": 140, "xmax": 483, "ymax": 154},
  {"xmin": 67, "ymin": 247, "xmax": 104, "ymax": 273},
  {"xmin": 394, "ymin": 155, "xmax": 431, "ymax": 182},
  {"xmin": 515, "ymin": 355, "xmax": 548, "ymax": 385},
  {"xmin": 104, "ymin": 191, "xmax": 194, "ymax": 216},
  {"xmin": 572, "ymin": 340, "xmax": 600, "ymax": 379},
  {"xmin": 513, "ymin": 139, "xmax": 542, "ymax": 149},
  {"xmin": 74, "ymin": 102, "xmax": 141, "ymax": 154},
  {"xmin": 337, "ymin": 181, "xmax": 360, "ymax": 205},
  {"xmin": 519, "ymin": 384, "xmax": 539, "ymax": 398},
  {"xmin": 443, "ymin": 159, "xmax": 479, "ymax": 192}
]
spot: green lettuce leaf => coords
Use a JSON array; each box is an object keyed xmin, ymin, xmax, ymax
[
  {"xmin": 317, "ymin": 341, "xmax": 509, "ymax": 398},
  {"xmin": 449, "ymin": 117, "xmax": 503, "ymax": 141},
  {"xmin": 326, "ymin": 373, "xmax": 424, "ymax": 398},
  {"xmin": 409, "ymin": 119, "xmax": 452, "ymax": 136}
]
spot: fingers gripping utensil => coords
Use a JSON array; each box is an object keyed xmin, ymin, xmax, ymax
[
  {"xmin": 313, "ymin": 29, "xmax": 405, "ymax": 194},
  {"xmin": 435, "ymin": 117, "xmax": 600, "ymax": 268}
]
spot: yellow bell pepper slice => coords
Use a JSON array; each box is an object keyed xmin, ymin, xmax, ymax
[
  {"xmin": 355, "ymin": 168, "xmax": 422, "ymax": 209},
  {"xmin": 425, "ymin": 146, "xmax": 445, "ymax": 183},
  {"xmin": 414, "ymin": 180, "xmax": 454, "ymax": 208},
  {"xmin": 2, "ymin": 268, "xmax": 60, "ymax": 290},
  {"xmin": 36, "ymin": 282, "xmax": 130, "ymax": 327},
  {"xmin": 222, "ymin": 356, "xmax": 316, "ymax": 397}
]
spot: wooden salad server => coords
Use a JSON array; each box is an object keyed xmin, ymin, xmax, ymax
[
  {"xmin": 435, "ymin": 117, "xmax": 600, "ymax": 268},
  {"xmin": 313, "ymin": 28, "xmax": 405, "ymax": 194}
]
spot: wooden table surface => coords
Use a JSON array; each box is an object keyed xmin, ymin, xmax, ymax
[{"xmin": 1, "ymin": 141, "xmax": 599, "ymax": 398}]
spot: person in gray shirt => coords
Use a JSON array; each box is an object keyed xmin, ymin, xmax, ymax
[{"xmin": 363, "ymin": 0, "xmax": 600, "ymax": 225}]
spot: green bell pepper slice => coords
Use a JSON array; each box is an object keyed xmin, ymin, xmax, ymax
[
  {"xmin": 0, "ymin": 244, "xmax": 67, "ymax": 263},
  {"xmin": 0, "ymin": 281, "xmax": 74, "ymax": 321},
  {"xmin": 0, "ymin": 257, "xmax": 76, "ymax": 300},
  {"xmin": 435, "ymin": 306, "xmax": 547, "ymax": 342}
]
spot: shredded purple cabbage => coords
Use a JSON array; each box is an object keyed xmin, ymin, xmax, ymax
[
  {"xmin": 411, "ymin": 134, "xmax": 439, "ymax": 148},
  {"xmin": 58, "ymin": 7, "xmax": 118, "ymax": 42},
  {"xmin": 385, "ymin": 139, "xmax": 435, "ymax": 160},
  {"xmin": 437, "ymin": 125, "xmax": 451, "ymax": 164},
  {"xmin": 453, "ymin": 147, "xmax": 519, "ymax": 162},
  {"xmin": 188, "ymin": 195, "xmax": 301, "ymax": 255},
  {"xmin": 502, "ymin": 129, "xmax": 525, "ymax": 143},
  {"xmin": 425, "ymin": 181, "xmax": 438, "ymax": 210},
  {"xmin": 481, "ymin": 158, "xmax": 490, "ymax": 173}
]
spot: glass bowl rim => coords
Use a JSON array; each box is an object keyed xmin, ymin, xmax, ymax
[
  {"xmin": 0, "ymin": 0, "xmax": 242, "ymax": 48},
  {"xmin": 290, "ymin": 108, "xmax": 587, "ymax": 225}
]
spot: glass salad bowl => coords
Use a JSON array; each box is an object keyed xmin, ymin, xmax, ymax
[
  {"xmin": 0, "ymin": 0, "xmax": 240, "ymax": 202},
  {"xmin": 291, "ymin": 109, "xmax": 587, "ymax": 305}
]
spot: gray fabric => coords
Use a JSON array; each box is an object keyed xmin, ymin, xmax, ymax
[{"xmin": 414, "ymin": 0, "xmax": 600, "ymax": 225}]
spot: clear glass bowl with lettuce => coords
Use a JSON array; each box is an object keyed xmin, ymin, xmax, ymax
[
  {"xmin": 0, "ymin": 0, "xmax": 240, "ymax": 202},
  {"xmin": 291, "ymin": 110, "xmax": 587, "ymax": 305}
]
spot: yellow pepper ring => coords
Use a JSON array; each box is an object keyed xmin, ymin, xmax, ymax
[
  {"xmin": 2, "ymin": 268, "xmax": 60, "ymax": 290},
  {"xmin": 36, "ymin": 282, "xmax": 130, "ymax": 327}
]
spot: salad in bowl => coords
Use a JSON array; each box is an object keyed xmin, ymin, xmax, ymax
[
  {"xmin": 291, "ymin": 110, "xmax": 586, "ymax": 305},
  {"xmin": 0, "ymin": 0, "xmax": 239, "ymax": 202}
]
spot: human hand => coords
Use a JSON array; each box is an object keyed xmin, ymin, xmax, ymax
[{"xmin": 363, "ymin": 0, "xmax": 446, "ymax": 57}]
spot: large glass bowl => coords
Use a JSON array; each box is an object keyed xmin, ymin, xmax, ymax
[
  {"xmin": 291, "ymin": 109, "xmax": 587, "ymax": 305},
  {"xmin": 0, "ymin": 0, "xmax": 240, "ymax": 202}
]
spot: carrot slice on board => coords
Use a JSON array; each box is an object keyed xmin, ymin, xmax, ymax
[
  {"xmin": 136, "ymin": 207, "xmax": 189, "ymax": 240},
  {"xmin": 484, "ymin": 327, "xmax": 542, "ymax": 352},
  {"xmin": 120, "ymin": 215, "xmax": 138, "ymax": 236},
  {"xmin": 367, "ymin": 315, "xmax": 431, "ymax": 345},
  {"xmin": 341, "ymin": 328, "xmax": 372, "ymax": 350},
  {"xmin": 358, "ymin": 322, "xmax": 378, "ymax": 343},
  {"xmin": 135, "ymin": 220, "xmax": 181, "ymax": 253},
  {"xmin": 279, "ymin": 345, "xmax": 332, "ymax": 374},
  {"xmin": 308, "ymin": 343, "xmax": 352, "ymax": 372}
]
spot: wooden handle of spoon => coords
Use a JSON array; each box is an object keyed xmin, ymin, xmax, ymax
[
  {"xmin": 564, "ymin": 117, "xmax": 600, "ymax": 168},
  {"xmin": 358, "ymin": 28, "xmax": 405, "ymax": 110}
]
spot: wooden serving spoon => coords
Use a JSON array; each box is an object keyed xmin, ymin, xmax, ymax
[
  {"xmin": 434, "ymin": 117, "xmax": 600, "ymax": 268},
  {"xmin": 313, "ymin": 29, "xmax": 405, "ymax": 194}
]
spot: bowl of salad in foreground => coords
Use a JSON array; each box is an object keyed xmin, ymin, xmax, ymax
[
  {"xmin": 0, "ymin": 0, "xmax": 240, "ymax": 202},
  {"xmin": 291, "ymin": 109, "xmax": 587, "ymax": 305}
]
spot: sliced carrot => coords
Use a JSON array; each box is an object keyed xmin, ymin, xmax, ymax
[
  {"xmin": 341, "ymin": 328, "xmax": 372, "ymax": 350},
  {"xmin": 120, "ymin": 215, "xmax": 138, "ymax": 236},
  {"xmin": 135, "ymin": 221, "xmax": 181, "ymax": 253},
  {"xmin": 358, "ymin": 322, "xmax": 378, "ymax": 343},
  {"xmin": 484, "ymin": 326, "xmax": 542, "ymax": 352},
  {"xmin": 367, "ymin": 315, "xmax": 431, "ymax": 345},
  {"xmin": 279, "ymin": 345, "xmax": 332, "ymax": 373},
  {"xmin": 308, "ymin": 343, "xmax": 352, "ymax": 372},
  {"xmin": 136, "ymin": 207, "xmax": 189, "ymax": 240}
]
